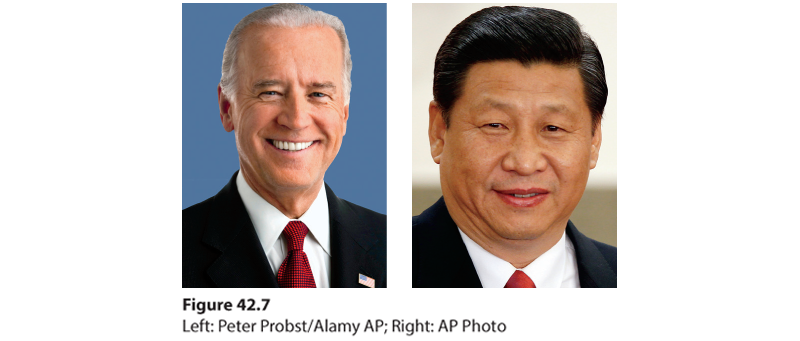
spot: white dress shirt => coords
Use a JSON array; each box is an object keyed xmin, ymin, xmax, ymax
[
  {"xmin": 236, "ymin": 171, "xmax": 331, "ymax": 288},
  {"xmin": 458, "ymin": 228, "xmax": 580, "ymax": 288}
]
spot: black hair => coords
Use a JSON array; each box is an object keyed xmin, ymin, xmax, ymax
[{"xmin": 433, "ymin": 6, "xmax": 607, "ymax": 130}]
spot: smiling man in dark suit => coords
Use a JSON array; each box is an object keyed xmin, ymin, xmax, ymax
[
  {"xmin": 183, "ymin": 4, "xmax": 386, "ymax": 288},
  {"xmin": 413, "ymin": 6, "xmax": 616, "ymax": 288}
]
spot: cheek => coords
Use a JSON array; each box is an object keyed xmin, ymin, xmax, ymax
[
  {"xmin": 317, "ymin": 119, "xmax": 344, "ymax": 142},
  {"xmin": 447, "ymin": 135, "xmax": 502, "ymax": 185},
  {"xmin": 315, "ymin": 107, "xmax": 346, "ymax": 135},
  {"xmin": 236, "ymin": 108, "xmax": 268, "ymax": 133},
  {"xmin": 548, "ymin": 143, "xmax": 592, "ymax": 183}
]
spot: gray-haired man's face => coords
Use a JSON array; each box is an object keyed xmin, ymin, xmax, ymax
[{"xmin": 219, "ymin": 25, "xmax": 349, "ymax": 206}]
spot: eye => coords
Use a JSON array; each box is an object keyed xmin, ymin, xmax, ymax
[
  {"xmin": 260, "ymin": 91, "xmax": 278, "ymax": 96},
  {"xmin": 544, "ymin": 125, "xmax": 561, "ymax": 132},
  {"xmin": 484, "ymin": 123, "xmax": 505, "ymax": 129},
  {"xmin": 311, "ymin": 92, "xmax": 327, "ymax": 98}
]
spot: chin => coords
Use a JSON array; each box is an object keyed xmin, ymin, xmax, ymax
[
  {"xmin": 258, "ymin": 169, "xmax": 308, "ymax": 188},
  {"xmin": 494, "ymin": 225, "xmax": 547, "ymax": 241},
  {"xmin": 273, "ymin": 177, "xmax": 316, "ymax": 190},
  {"xmin": 488, "ymin": 211, "xmax": 553, "ymax": 239}
]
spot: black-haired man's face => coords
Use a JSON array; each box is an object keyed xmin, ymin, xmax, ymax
[{"xmin": 429, "ymin": 61, "xmax": 601, "ymax": 260}]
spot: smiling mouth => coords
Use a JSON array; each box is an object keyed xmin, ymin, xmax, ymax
[
  {"xmin": 495, "ymin": 188, "xmax": 549, "ymax": 207},
  {"xmin": 270, "ymin": 139, "xmax": 314, "ymax": 152}
]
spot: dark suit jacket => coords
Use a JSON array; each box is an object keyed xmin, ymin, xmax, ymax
[
  {"xmin": 183, "ymin": 172, "xmax": 386, "ymax": 288},
  {"xmin": 412, "ymin": 197, "xmax": 616, "ymax": 288}
]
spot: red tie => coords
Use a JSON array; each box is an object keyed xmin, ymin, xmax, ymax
[
  {"xmin": 276, "ymin": 221, "xmax": 316, "ymax": 288},
  {"xmin": 505, "ymin": 270, "xmax": 536, "ymax": 288}
]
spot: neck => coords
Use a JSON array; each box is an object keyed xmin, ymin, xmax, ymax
[
  {"xmin": 241, "ymin": 171, "xmax": 322, "ymax": 219},
  {"xmin": 448, "ymin": 207, "xmax": 566, "ymax": 269},
  {"xmin": 472, "ymin": 229, "xmax": 563, "ymax": 268}
]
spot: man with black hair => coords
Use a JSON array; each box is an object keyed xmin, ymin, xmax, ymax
[{"xmin": 413, "ymin": 6, "xmax": 616, "ymax": 288}]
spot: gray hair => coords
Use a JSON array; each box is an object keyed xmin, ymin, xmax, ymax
[{"xmin": 220, "ymin": 4, "xmax": 353, "ymax": 104}]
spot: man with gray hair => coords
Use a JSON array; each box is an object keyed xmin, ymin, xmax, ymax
[{"xmin": 183, "ymin": 4, "xmax": 386, "ymax": 288}]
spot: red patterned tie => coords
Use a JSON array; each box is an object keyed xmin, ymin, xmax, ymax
[
  {"xmin": 276, "ymin": 221, "xmax": 316, "ymax": 288},
  {"xmin": 504, "ymin": 270, "xmax": 536, "ymax": 288}
]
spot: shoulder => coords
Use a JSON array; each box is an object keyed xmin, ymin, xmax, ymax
[
  {"xmin": 590, "ymin": 239, "xmax": 617, "ymax": 275},
  {"xmin": 183, "ymin": 196, "xmax": 215, "ymax": 247},
  {"xmin": 182, "ymin": 174, "xmax": 238, "ymax": 242},
  {"xmin": 183, "ymin": 197, "xmax": 213, "ymax": 229},
  {"xmin": 412, "ymin": 198, "xmax": 453, "ymax": 280},
  {"xmin": 412, "ymin": 198, "xmax": 483, "ymax": 288},
  {"xmin": 412, "ymin": 197, "xmax": 448, "ymax": 229},
  {"xmin": 325, "ymin": 183, "xmax": 386, "ymax": 229},
  {"xmin": 412, "ymin": 198, "xmax": 446, "ymax": 245},
  {"xmin": 182, "ymin": 173, "xmax": 241, "ymax": 287},
  {"xmin": 412, "ymin": 197, "xmax": 456, "ymax": 245},
  {"xmin": 325, "ymin": 186, "xmax": 387, "ymax": 286},
  {"xmin": 335, "ymin": 197, "xmax": 387, "ymax": 244},
  {"xmin": 325, "ymin": 184, "xmax": 387, "ymax": 258},
  {"xmin": 565, "ymin": 221, "xmax": 617, "ymax": 287},
  {"xmin": 339, "ymin": 197, "xmax": 386, "ymax": 226},
  {"xmin": 183, "ymin": 172, "xmax": 240, "ymax": 228},
  {"xmin": 182, "ymin": 196, "xmax": 221, "ymax": 287}
]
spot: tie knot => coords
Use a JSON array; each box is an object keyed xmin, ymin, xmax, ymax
[
  {"xmin": 505, "ymin": 270, "xmax": 536, "ymax": 288},
  {"xmin": 283, "ymin": 221, "xmax": 309, "ymax": 251}
]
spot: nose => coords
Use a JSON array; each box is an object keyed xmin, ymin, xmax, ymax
[
  {"xmin": 501, "ymin": 132, "xmax": 548, "ymax": 176},
  {"xmin": 277, "ymin": 91, "xmax": 312, "ymax": 130}
]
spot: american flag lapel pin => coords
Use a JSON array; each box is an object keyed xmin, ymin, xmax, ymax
[{"xmin": 358, "ymin": 273, "xmax": 375, "ymax": 288}]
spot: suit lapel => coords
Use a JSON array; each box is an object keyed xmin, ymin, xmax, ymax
[
  {"xmin": 566, "ymin": 221, "xmax": 617, "ymax": 288},
  {"xmin": 202, "ymin": 172, "xmax": 278, "ymax": 288},
  {"xmin": 326, "ymin": 184, "xmax": 383, "ymax": 288}
]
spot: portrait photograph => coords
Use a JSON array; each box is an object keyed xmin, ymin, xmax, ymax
[
  {"xmin": 411, "ymin": 3, "xmax": 617, "ymax": 288},
  {"xmin": 182, "ymin": 3, "xmax": 387, "ymax": 288}
]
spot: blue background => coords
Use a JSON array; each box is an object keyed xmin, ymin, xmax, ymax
[{"xmin": 182, "ymin": 3, "xmax": 387, "ymax": 213}]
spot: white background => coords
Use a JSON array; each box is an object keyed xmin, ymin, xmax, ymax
[{"xmin": 3, "ymin": 0, "xmax": 799, "ymax": 340}]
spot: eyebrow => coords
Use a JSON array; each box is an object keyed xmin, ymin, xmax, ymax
[
  {"xmin": 252, "ymin": 79, "xmax": 281, "ymax": 92},
  {"xmin": 540, "ymin": 103, "xmax": 569, "ymax": 113},
  {"xmin": 250, "ymin": 80, "xmax": 337, "ymax": 93},
  {"xmin": 310, "ymin": 82, "xmax": 337, "ymax": 92},
  {"xmin": 482, "ymin": 99, "xmax": 512, "ymax": 111},
  {"xmin": 480, "ymin": 99, "xmax": 572, "ymax": 115}
]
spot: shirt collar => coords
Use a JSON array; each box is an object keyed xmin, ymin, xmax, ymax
[
  {"xmin": 236, "ymin": 171, "xmax": 330, "ymax": 256},
  {"xmin": 458, "ymin": 228, "xmax": 568, "ymax": 288}
]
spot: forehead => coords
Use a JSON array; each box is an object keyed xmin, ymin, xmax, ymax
[
  {"xmin": 455, "ymin": 61, "xmax": 588, "ymax": 119},
  {"xmin": 235, "ymin": 24, "xmax": 343, "ymax": 79}
]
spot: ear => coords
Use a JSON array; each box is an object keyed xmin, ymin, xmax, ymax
[
  {"xmin": 342, "ymin": 104, "xmax": 349, "ymax": 136},
  {"xmin": 589, "ymin": 123, "xmax": 602, "ymax": 169},
  {"xmin": 218, "ymin": 85, "xmax": 234, "ymax": 132},
  {"xmin": 429, "ymin": 101, "xmax": 446, "ymax": 164}
]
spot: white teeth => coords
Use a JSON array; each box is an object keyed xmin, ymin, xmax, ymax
[
  {"xmin": 272, "ymin": 140, "xmax": 312, "ymax": 151},
  {"xmin": 514, "ymin": 193, "xmax": 539, "ymax": 198}
]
